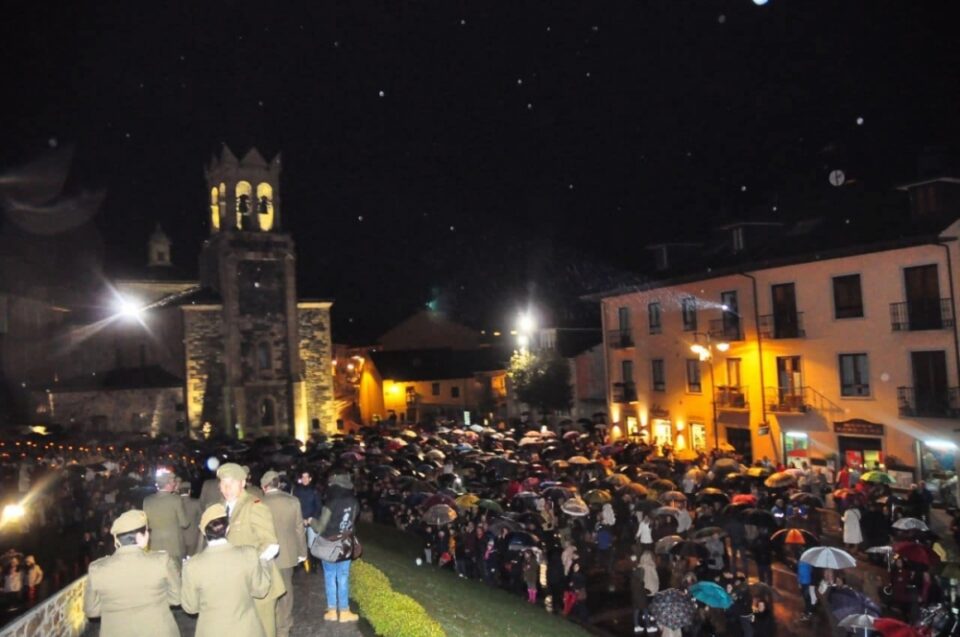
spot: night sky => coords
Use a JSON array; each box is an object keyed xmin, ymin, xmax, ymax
[{"xmin": 3, "ymin": 1, "xmax": 959, "ymax": 342}]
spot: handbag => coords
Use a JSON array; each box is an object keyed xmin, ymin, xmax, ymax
[
  {"xmin": 310, "ymin": 531, "xmax": 362, "ymax": 562},
  {"xmin": 338, "ymin": 532, "xmax": 363, "ymax": 562}
]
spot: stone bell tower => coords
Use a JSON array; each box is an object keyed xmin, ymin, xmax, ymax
[{"xmin": 186, "ymin": 145, "xmax": 319, "ymax": 439}]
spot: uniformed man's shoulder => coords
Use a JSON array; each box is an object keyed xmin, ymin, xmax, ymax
[
  {"xmin": 88, "ymin": 555, "xmax": 113, "ymax": 572},
  {"xmin": 265, "ymin": 490, "xmax": 297, "ymax": 502}
]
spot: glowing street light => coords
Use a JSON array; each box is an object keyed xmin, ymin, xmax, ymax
[{"xmin": 114, "ymin": 296, "xmax": 143, "ymax": 321}]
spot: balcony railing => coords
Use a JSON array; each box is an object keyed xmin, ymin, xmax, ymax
[
  {"xmin": 715, "ymin": 385, "xmax": 748, "ymax": 410},
  {"xmin": 607, "ymin": 329, "xmax": 635, "ymax": 348},
  {"xmin": 897, "ymin": 386, "xmax": 960, "ymax": 418},
  {"xmin": 758, "ymin": 312, "xmax": 805, "ymax": 339},
  {"xmin": 765, "ymin": 386, "xmax": 809, "ymax": 413},
  {"xmin": 612, "ymin": 382, "xmax": 637, "ymax": 403},
  {"xmin": 709, "ymin": 318, "xmax": 743, "ymax": 341},
  {"xmin": 890, "ymin": 299, "xmax": 954, "ymax": 331}
]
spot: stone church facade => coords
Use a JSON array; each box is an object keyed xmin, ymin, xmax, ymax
[{"xmin": 35, "ymin": 146, "xmax": 335, "ymax": 440}]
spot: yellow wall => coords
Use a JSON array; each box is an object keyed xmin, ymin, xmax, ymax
[{"xmin": 601, "ymin": 227, "xmax": 960, "ymax": 469}]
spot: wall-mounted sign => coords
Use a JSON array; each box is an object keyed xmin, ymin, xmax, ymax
[
  {"xmin": 757, "ymin": 426, "xmax": 770, "ymax": 436},
  {"xmin": 833, "ymin": 419, "xmax": 884, "ymax": 436}
]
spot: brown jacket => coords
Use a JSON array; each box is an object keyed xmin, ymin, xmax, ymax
[
  {"xmin": 225, "ymin": 492, "xmax": 286, "ymax": 601},
  {"xmin": 143, "ymin": 491, "xmax": 189, "ymax": 561}
]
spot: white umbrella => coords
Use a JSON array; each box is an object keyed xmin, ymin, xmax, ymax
[
  {"xmin": 800, "ymin": 546, "xmax": 857, "ymax": 569},
  {"xmin": 469, "ymin": 424, "xmax": 484, "ymax": 433},
  {"xmin": 838, "ymin": 613, "xmax": 876, "ymax": 633},
  {"xmin": 892, "ymin": 517, "xmax": 929, "ymax": 531},
  {"xmin": 866, "ymin": 545, "xmax": 892, "ymax": 555}
]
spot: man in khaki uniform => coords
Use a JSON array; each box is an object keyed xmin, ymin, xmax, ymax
[
  {"xmin": 199, "ymin": 475, "xmax": 221, "ymax": 512},
  {"xmin": 261, "ymin": 470, "xmax": 308, "ymax": 637},
  {"xmin": 83, "ymin": 510, "xmax": 181, "ymax": 637},
  {"xmin": 218, "ymin": 463, "xmax": 285, "ymax": 637},
  {"xmin": 143, "ymin": 472, "xmax": 190, "ymax": 563},
  {"xmin": 179, "ymin": 480, "xmax": 202, "ymax": 556},
  {"xmin": 181, "ymin": 504, "xmax": 271, "ymax": 637}
]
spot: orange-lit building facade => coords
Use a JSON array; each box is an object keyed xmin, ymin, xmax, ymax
[{"xmin": 598, "ymin": 209, "xmax": 960, "ymax": 480}]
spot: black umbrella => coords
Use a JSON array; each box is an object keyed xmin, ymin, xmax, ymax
[
  {"xmin": 671, "ymin": 540, "xmax": 709, "ymax": 559},
  {"xmin": 695, "ymin": 488, "xmax": 730, "ymax": 506}
]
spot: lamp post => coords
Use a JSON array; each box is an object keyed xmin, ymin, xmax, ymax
[{"xmin": 691, "ymin": 332, "xmax": 729, "ymax": 451}]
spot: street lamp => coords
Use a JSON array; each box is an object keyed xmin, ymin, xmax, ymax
[
  {"xmin": 516, "ymin": 311, "xmax": 536, "ymax": 350},
  {"xmin": 690, "ymin": 332, "xmax": 729, "ymax": 450}
]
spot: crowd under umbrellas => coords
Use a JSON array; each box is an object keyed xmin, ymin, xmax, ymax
[{"xmin": 336, "ymin": 423, "xmax": 960, "ymax": 637}]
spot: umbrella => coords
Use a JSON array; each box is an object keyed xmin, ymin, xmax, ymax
[
  {"xmin": 455, "ymin": 493, "xmax": 480, "ymax": 509},
  {"xmin": 654, "ymin": 506, "xmax": 682, "ymax": 519},
  {"xmin": 790, "ymin": 492, "xmax": 823, "ymax": 508},
  {"xmin": 561, "ymin": 498, "xmax": 590, "ymax": 517},
  {"xmin": 684, "ymin": 467, "xmax": 706, "ymax": 482},
  {"xmin": 690, "ymin": 526, "xmax": 727, "ymax": 540},
  {"xmin": 674, "ymin": 448, "xmax": 699, "ymax": 462},
  {"xmin": 469, "ymin": 424, "xmax": 484, "ymax": 433},
  {"xmin": 940, "ymin": 561, "xmax": 960, "ymax": 580},
  {"xmin": 893, "ymin": 540, "xmax": 939, "ymax": 567},
  {"xmin": 583, "ymin": 489, "xmax": 612, "ymax": 506},
  {"xmin": 605, "ymin": 473, "xmax": 632, "ymax": 488},
  {"xmin": 745, "ymin": 466, "xmax": 772, "ymax": 478},
  {"xmin": 722, "ymin": 502, "xmax": 753, "ymax": 518},
  {"xmin": 654, "ymin": 535, "xmax": 684, "ymax": 555},
  {"xmin": 800, "ymin": 546, "xmax": 857, "ymax": 569},
  {"xmin": 621, "ymin": 483, "xmax": 649, "ymax": 498},
  {"xmin": 689, "ymin": 581, "xmax": 733, "ymax": 609},
  {"xmin": 743, "ymin": 508, "xmax": 776, "ymax": 528},
  {"xmin": 371, "ymin": 464, "xmax": 401, "ymax": 480},
  {"xmin": 866, "ymin": 545, "xmax": 893, "ymax": 556},
  {"xmin": 860, "ymin": 470, "xmax": 895, "ymax": 485},
  {"xmin": 771, "ymin": 528, "xmax": 819, "ymax": 547},
  {"xmin": 422, "ymin": 504, "xmax": 457, "ymax": 526},
  {"xmin": 550, "ymin": 460, "xmax": 570, "ymax": 471},
  {"xmin": 568, "ymin": 455, "xmax": 591, "ymax": 465},
  {"xmin": 400, "ymin": 429, "xmax": 418, "ymax": 439},
  {"xmin": 892, "ymin": 517, "xmax": 929, "ymax": 532},
  {"xmin": 649, "ymin": 479, "xmax": 678, "ymax": 493},
  {"xmin": 658, "ymin": 490, "xmax": 687, "ymax": 505},
  {"xmin": 671, "ymin": 540, "xmax": 709, "ymax": 559},
  {"xmin": 731, "ymin": 493, "xmax": 757, "ymax": 506},
  {"xmin": 486, "ymin": 517, "xmax": 521, "ymax": 535},
  {"xmin": 637, "ymin": 471, "xmax": 663, "ymax": 485},
  {"xmin": 838, "ymin": 613, "xmax": 877, "ymax": 630},
  {"xmin": 542, "ymin": 486, "xmax": 575, "ymax": 502},
  {"xmin": 562, "ymin": 431, "xmax": 580, "ymax": 441},
  {"xmin": 718, "ymin": 442, "xmax": 736, "ymax": 452},
  {"xmin": 712, "ymin": 458, "xmax": 741, "ymax": 475},
  {"xmin": 476, "ymin": 499, "xmax": 504, "ymax": 514},
  {"xmin": 506, "ymin": 531, "xmax": 540, "ymax": 551},
  {"xmin": 695, "ymin": 488, "xmax": 730, "ymax": 506},
  {"xmin": 873, "ymin": 618, "xmax": 921, "ymax": 637},
  {"xmin": 425, "ymin": 449, "xmax": 445, "ymax": 461},
  {"xmin": 748, "ymin": 581, "xmax": 778, "ymax": 600},
  {"xmin": 649, "ymin": 589, "xmax": 697, "ymax": 629},
  {"xmin": 764, "ymin": 472, "xmax": 797, "ymax": 488},
  {"xmin": 422, "ymin": 493, "xmax": 457, "ymax": 510},
  {"xmin": 827, "ymin": 586, "xmax": 882, "ymax": 621}
]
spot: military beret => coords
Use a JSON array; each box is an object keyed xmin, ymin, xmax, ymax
[
  {"xmin": 111, "ymin": 509, "xmax": 148, "ymax": 535},
  {"xmin": 260, "ymin": 470, "xmax": 280, "ymax": 488},
  {"xmin": 199, "ymin": 504, "xmax": 228, "ymax": 532},
  {"xmin": 217, "ymin": 463, "xmax": 246, "ymax": 481}
]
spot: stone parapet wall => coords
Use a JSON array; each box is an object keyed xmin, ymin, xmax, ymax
[{"xmin": 0, "ymin": 578, "xmax": 87, "ymax": 637}]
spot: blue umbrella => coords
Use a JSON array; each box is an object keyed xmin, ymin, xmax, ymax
[
  {"xmin": 827, "ymin": 585, "xmax": 882, "ymax": 620},
  {"xmin": 689, "ymin": 581, "xmax": 733, "ymax": 609}
]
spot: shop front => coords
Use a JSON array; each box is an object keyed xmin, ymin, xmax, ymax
[
  {"xmin": 917, "ymin": 439, "xmax": 958, "ymax": 505},
  {"xmin": 651, "ymin": 418, "xmax": 673, "ymax": 448},
  {"xmin": 833, "ymin": 419, "xmax": 884, "ymax": 469}
]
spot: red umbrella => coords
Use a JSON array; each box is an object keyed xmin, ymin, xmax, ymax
[
  {"xmin": 893, "ymin": 541, "xmax": 940, "ymax": 567},
  {"xmin": 731, "ymin": 494, "xmax": 757, "ymax": 506},
  {"xmin": 421, "ymin": 493, "xmax": 457, "ymax": 511},
  {"xmin": 771, "ymin": 528, "xmax": 819, "ymax": 547},
  {"xmin": 873, "ymin": 618, "xmax": 922, "ymax": 637}
]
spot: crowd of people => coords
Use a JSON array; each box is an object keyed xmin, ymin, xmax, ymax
[{"xmin": 0, "ymin": 424, "xmax": 957, "ymax": 636}]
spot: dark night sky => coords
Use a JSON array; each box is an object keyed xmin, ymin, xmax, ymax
[{"xmin": 3, "ymin": 1, "xmax": 959, "ymax": 341}]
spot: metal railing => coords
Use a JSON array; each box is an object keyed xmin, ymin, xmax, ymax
[
  {"xmin": 758, "ymin": 312, "xmax": 805, "ymax": 339},
  {"xmin": 890, "ymin": 298, "xmax": 954, "ymax": 331},
  {"xmin": 897, "ymin": 386, "xmax": 960, "ymax": 418},
  {"xmin": 612, "ymin": 382, "xmax": 637, "ymax": 403},
  {"xmin": 606, "ymin": 329, "xmax": 635, "ymax": 348},
  {"xmin": 715, "ymin": 385, "xmax": 748, "ymax": 409},
  {"xmin": 765, "ymin": 385, "xmax": 844, "ymax": 414},
  {"xmin": 708, "ymin": 318, "xmax": 743, "ymax": 341}
]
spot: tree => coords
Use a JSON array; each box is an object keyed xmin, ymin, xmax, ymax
[{"xmin": 507, "ymin": 349, "xmax": 572, "ymax": 419}]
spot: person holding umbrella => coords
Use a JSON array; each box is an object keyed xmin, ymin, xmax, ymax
[{"xmin": 631, "ymin": 551, "xmax": 659, "ymax": 634}]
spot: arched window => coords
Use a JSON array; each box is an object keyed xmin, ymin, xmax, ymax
[
  {"xmin": 260, "ymin": 398, "xmax": 276, "ymax": 429},
  {"xmin": 235, "ymin": 181, "xmax": 252, "ymax": 229},
  {"xmin": 256, "ymin": 341, "xmax": 271, "ymax": 372},
  {"xmin": 210, "ymin": 186, "xmax": 220, "ymax": 230},
  {"xmin": 256, "ymin": 182, "xmax": 274, "ymax": 231}
]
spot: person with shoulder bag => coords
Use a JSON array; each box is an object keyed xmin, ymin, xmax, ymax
[{"xmin": 308, "ymin": 469, "xmax": 360, "ymax": 623}]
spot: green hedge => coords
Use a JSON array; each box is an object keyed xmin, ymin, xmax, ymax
[{"xmin": 350, "ymin": 559, "xmax": 446, "ymax": 637}]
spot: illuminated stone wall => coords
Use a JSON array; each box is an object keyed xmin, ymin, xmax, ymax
[
  {"xmin": 182, "ymin": 306, "xmax": 224, "ymax": 434},
  {"xmin": 38, "ymin": 386, "xmax": 183, "ymax": 434},
  {"xmin": 0, "ymin": 577, "xmax": 87, "ymax": 637},
  {"xmin": 298, "ymin": 303, "xmax": 335, "ymax": 433}
]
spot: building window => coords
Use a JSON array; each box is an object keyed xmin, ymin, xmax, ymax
[
  {"xmin": 839, "ymin": 353, "xmax": 870, "ymax": 396},
  {"xmin": 451, "ymin": 386, "xmax": 460, "ymax": 398},
  {"xmin": 686, "ymin": 359, "xmax": 702, "ymax": 393},
  {"xmin": 690, "ymin": 422, "xmax": 707, "ymax": 450},
  {"xmin": 622, "ymin": 360, "xmax": 634, "ymax": 383},
  {"xmin": 618, "ymin": 306, "xmax": 630, "ymax": 332},
  {"xmin": 648, "ymin": 302, "xmax": 662, "ymax": 335},
  {"xmin": 431, "ymin": 382, "xmax": 440, "ymax": 396},
  {"xmin": 833, "ymin": 274, "xmax": 864, "ymax": 319},
  {"xmin": 260, "ymin": 398, "xmax": 276, "ymax": 428},
  {"xmin": 651, "ymin": 359, "xmax": 665, "ymax": 392},
  {"xmin": 681, "ymin": 297, "xmax": 697, "ymax": 331},
  {"xmin": 257, "ymin": 342, "xmax": 271, "ymax": 371}
]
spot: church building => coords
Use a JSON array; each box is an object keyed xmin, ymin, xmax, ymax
[{"xmin": 34, "ymin": 146, "xmax": 335, "ymax": 440}]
